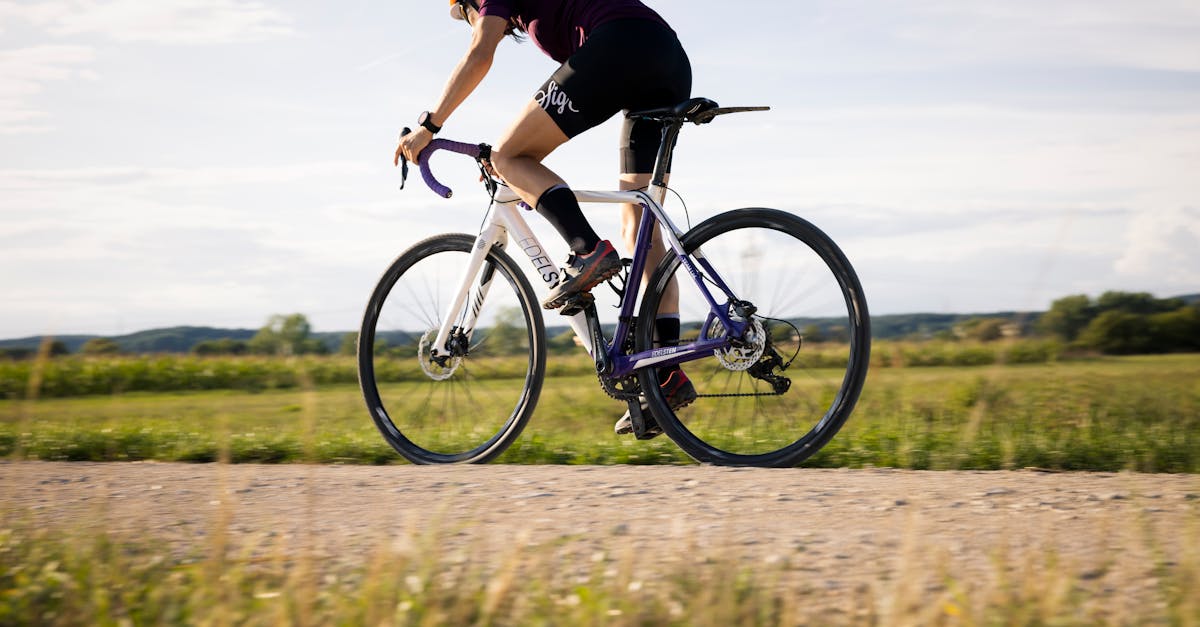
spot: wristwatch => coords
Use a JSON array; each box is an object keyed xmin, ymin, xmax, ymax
[{"xmin": 418, "ymin": 111, "xmax": 442, "ymax": 134}]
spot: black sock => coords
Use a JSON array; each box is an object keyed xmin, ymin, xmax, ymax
[
  {"xmin": 655, "ymin": 316, "xmax": 681, "ymax": 380},
  {"xmin": 535, "ymin": 186, "xmax": 600, "ymax": 255},
  {"xmin": 654, "ymin": 316, "xmax": 681, "ymax": 347}
]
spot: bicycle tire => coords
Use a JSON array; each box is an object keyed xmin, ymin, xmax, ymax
[
  {"xmin": 358, "ymin": 233, "xmax": 546, "ymax": 464},
  {"xmin": 636, "ymin": 208, "xmax": 870, "ymax": 467}
]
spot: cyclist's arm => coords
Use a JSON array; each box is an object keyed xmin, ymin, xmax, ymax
[
  {"xmin": 430, "ymin": 15, "xmax": 507, "ymax": 127},
  {"xmin": 397, "ymin": 15, "xmax": 507, "ymax": 166}
]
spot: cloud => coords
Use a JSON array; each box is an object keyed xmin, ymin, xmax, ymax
[
  {"xmin": 0, "ymin": 162, "xmax": 375, "ymax": 196},
  {"xmin": 0, "ymin": 0, "xmax": 293, "ymax": 45},
  {"xmin": 0, "ymin": 45, "xmax": 95, "ymax": 133},
  {"xmin": 0, "ymin": 1, "xmax": 291, "ymax": 132},
  {"xmin": 1114, "ymin": 207, "xmax": 1200, "ymax": 286},
  {"xmin": 897, "ymin": 0, "xmax": 1200, "ymax": 71},
  {"xmin": 698, "ymin": 0, "xmax": 1200, "ymax": 75}
]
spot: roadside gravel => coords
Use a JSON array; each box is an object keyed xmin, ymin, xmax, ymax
[{"xmin": 5, "ymin": 462, "xmax": 1197, "ymax": 617}]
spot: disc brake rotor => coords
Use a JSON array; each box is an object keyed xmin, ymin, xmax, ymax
[
  {"xmin": 708, "ymin": 316, "xmax": 767, "ymax": 371},
  {"xmin": 418, "ymin": 329, "xmax": 461, "ymax": 380}
]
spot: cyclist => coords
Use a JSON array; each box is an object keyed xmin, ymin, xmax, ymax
[{"xmin": 395, "ymin": 0, "xmax": 697, "ymax": 435}]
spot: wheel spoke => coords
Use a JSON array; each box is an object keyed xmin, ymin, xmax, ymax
[
  {"xmin": 638, "ymin": 209, "xmax": 870, "ymax": 467},
  {"xmin": 358, "ymin": 234, "xmax": 545, "ymax": 464}
]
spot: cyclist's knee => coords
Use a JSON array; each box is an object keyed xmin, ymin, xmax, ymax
[
  {"xmin": 490, "ymin": 144, "xmax": 537, "ymax": 179},
  {"xmin": 489, "ymin": 145, "xmax": 515, "ymax": 177}
]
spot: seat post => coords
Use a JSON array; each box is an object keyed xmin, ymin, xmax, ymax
[{"xmin": 649, "ymin": 120, "xmax": 686, "ymax": 189}]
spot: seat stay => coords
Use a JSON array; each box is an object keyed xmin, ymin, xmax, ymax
[{"xmin": 594, "ymin": 192, "xmax": 748, "ymax": 380}]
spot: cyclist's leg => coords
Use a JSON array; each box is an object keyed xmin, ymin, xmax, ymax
[
  {"xmin": 619, "ymin": 174, "xmax": 678, "ymax": 319},
  {"xmin": 490, "ymin": 102, "xmax": 568, "ymax": 212},
  {"xmin": 614, "ymin": 20, "xmax": 690, "ymax": 329}
]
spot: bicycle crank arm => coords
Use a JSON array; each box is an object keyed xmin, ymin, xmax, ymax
[
  {"xmin": 563, "ymin": 293, "xmax": 611, "ymax": 375},
  {"xmin": 623, "ymin": 400, "xmax": 660, "ymax": 440}
]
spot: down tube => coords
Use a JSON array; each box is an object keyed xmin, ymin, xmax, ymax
[{"xmin": 493, "ymin": 202, "xmax": 594, "ymax": 354}]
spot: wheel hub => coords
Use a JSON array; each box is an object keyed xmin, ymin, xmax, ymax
[
  {"xmin": 418, "ymin": 330, "xmax": 461, "ymax": 380},
  {"xmin": 708, "ymin": 316, "xmax": 767, "ymax": 371}
]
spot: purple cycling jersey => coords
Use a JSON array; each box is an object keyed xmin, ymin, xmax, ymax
[{"xmin": 478, "ymin": 0, "xmax": 669, "ymax": 63}]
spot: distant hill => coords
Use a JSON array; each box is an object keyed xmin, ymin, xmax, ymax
[
  {"xmin": 0, "ymin": 313, "xmax": 1040, "ymax": 354},
  {"xmin": 0, "ymin": 326, "xmax": 256, "ymax": 354}
]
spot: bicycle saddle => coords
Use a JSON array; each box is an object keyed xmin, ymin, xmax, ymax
[
  {"xmin": 627, "ymin": 97, "xmax": 720, "ymax": 123},
  {"xmin": 627, "ymin": 98, "xmax": 769, "ymax": 125}
]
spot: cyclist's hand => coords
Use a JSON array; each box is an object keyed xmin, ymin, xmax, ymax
[{"xmin": 396, "ymin": 127, "xmax": 433, "ymax": 166}]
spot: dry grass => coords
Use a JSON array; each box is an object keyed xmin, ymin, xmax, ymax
[{"xmin": 2, "ymin": 484, "xmax": 1197, "ymax": 626}]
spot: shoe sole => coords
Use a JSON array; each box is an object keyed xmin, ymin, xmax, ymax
[{"xmin": 542, "ymin": 261, "xmax": 622, "ymax": 310}]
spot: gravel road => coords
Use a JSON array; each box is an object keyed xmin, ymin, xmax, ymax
[{"xmin": 5, "ymin": 462, "xmax": 1197, "ymax": 618}]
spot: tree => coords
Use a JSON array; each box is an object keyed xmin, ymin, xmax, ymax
[
  {"xmin": 1077, "ymin": 311, "xmax": 1153, "ymax": 355},
  {"xmin": 339, "ymin": 332, "xmax": 359, "ymax": 356},
  {"xmin": 548, "ymin": 329, "xmax": 579, "ymax": 354},
  {"xmin": 192, "ymin": 338, "xmax": 250, "ymax": 355},
  {"xmin": 1148, "ymin": 306, "xmax": 1200, "ymax": 352},
  {"xmin": 484, "ymin": 307, "xmax": 527, "ymax": 355},
  {"xmin": 957, "ymin": 318, "xmax": 1008, "ymax": 342},
  {"xmin": 1038, "ymin": 295, "xmax": 1094, "ymax": 341},
  {"xmin": 249, "ymin": 314, "xmax": 326, "ymax": 356},
  {"xmin": 798, "ymin": 324, "xmax": 824, "ymax": 343},
  {"xmin": 80, "ymin": 338, "xmax": 122, "ymax": 355},
  {"xmin": 0, "ymin": 347, "xmax": 35, "ymax": 360},
  {"xmin": 1096, "ymin": 291, "xmax": 1182, "ymax": 315}
]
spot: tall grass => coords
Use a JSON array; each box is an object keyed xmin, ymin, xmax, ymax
[
  {"xmin": 0, "ymin": 340, "xmax": 1069, "ymax": 400},
  {"xmin": 3, "ymin": 355, "xmax": 1198, "ymax": 471},
  {"xmin": 1, "ymin": 492, "xmax": 1197, "ymax": 625},
  {"xmin": 3, "ymin": 348, "xmax": 1198, "ymax": 625}
]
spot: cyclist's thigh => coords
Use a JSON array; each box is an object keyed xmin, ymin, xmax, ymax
[
  {"xmin": 494, "ymin": 101, "xmax": 568, "ymax": 162},
  {"xmin": 533, "ymin": 19, "xmax": 689, "ymax": 142},
  {"xmin": 615, "ymin": 23, "xmax": 692, "ymax": 174}
]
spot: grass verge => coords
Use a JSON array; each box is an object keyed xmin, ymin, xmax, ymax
[
  {"xmin": 2, "ymin": 355, "xmax": 1198, "ymax": 470},
  {"xmin": 1, "ymin": 491, "xmax": 1197, "ymax": 626}
]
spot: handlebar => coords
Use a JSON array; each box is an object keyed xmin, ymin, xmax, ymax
[{"xmin": 416, "ymin": 139, "xmax": 488, "ymax": 199}]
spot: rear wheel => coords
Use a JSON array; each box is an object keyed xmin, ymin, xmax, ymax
[
  {"xmin": 358, "ymin": 233, "xmax": 545, "ymax": 464},
  {"xmin": 637, "ymin": 209, "xmax": 869, "ymax": 467}
]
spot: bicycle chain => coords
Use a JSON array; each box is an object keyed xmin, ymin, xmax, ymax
[{"xmin": 695, "ymin": 391, "xmax": 785, "ymax": 399}]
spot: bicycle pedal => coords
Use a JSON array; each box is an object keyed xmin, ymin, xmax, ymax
[{"xmin": 557, "ymin": 292, "xmax": 595, "ymax": 316}]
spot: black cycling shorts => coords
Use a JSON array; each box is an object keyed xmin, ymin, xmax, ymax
[{"xmin": 534, "ymin": 19, "xmax": 692, "ymax": 174}]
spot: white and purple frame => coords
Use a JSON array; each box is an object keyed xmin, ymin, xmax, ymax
[{"xmin": 415, "ymin": 138, "xmax": 750, "ymax": 381}]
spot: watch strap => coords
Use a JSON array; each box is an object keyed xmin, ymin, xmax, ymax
[{"xmin": 419, "ymin": 111, "xmax": 442, "ymax": 134}]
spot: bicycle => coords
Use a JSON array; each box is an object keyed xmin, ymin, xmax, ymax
[{"xmin": 358, "ymin": 97, "xmax": 870, "ymax": 467}]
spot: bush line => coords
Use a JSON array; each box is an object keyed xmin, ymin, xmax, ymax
[{"xmin": 0, "ymin": 340, "xmax": 1072, "ymax": 399}]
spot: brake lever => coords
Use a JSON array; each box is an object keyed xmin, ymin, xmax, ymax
[
  {"xmin": 398, "ymin": 127, "xmax": 411, "ymax": 190},
  {"xmin": 475, "ymin": 144, "xmax": 498, "ymax": 198}
]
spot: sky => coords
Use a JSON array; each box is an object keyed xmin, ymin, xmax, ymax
[{"xmin": 1, "ymin": 0, "xmax": 1198, "ymax": 339}]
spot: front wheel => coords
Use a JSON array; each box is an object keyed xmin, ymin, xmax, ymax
[
  {"xmin": 637, "ymin": 209, "xmax": 870, "ymax": 467},
  {"xmin": 358, "ymin": 233, "xmax": 546, "ymax": 464}
]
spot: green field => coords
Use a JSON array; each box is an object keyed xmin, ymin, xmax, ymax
[
  {"xmin": 3, "ymin": 353, "xmax": 1197, "ymax": 471},
  {"xmin": 3, "ymin": 354, "xmax": 1198, "ymax": 625}
]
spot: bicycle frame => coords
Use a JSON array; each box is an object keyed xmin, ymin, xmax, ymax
[{"xmin": 430, "ymin": 182, "xmax": 750, "ymax": 381}]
